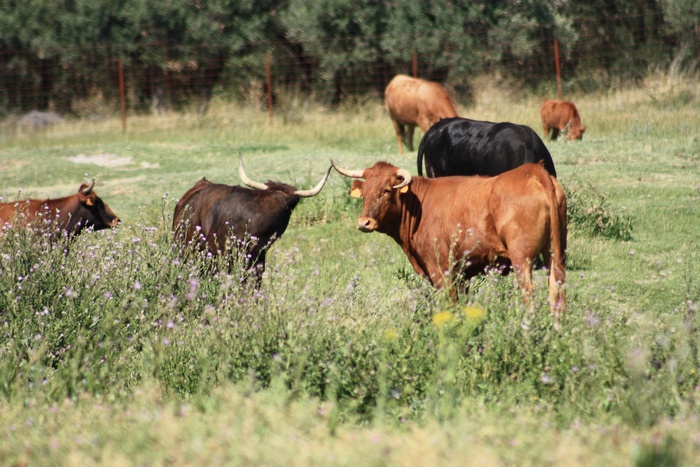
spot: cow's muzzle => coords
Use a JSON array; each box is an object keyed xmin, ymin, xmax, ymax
[{"xmin": 357, "ymin": 217, "xmax": 378, "ymax": 232}]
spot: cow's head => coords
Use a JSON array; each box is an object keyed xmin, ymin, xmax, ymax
[
  {"xmin": 330, "ymin": 159, "xmax": 411, "ymax": 233},
  {"xmin": 569, "ymin": 125, "xmax": 586, "ymax": 140},
  {"xmin": 76, "ymin": 180, "xmax": 120, "ymax": 231},
  {"xmin": 239, "ymin": 153, "xmax": 331, "ymax": 198}
]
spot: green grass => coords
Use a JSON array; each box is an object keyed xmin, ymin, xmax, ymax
[{"xmin": 0, "ymin": 73, "xmax": 699, "ymax": 465}]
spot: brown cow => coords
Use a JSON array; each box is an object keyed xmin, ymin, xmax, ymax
[
  {"xmin": 0, "ymin": 180, "xmax": 120, "ymax": 239},
  {"xmin": 385, "ymin": 74, "xmax": 458, "ymax": 154},
  {"xmin": 540, "ymin": 99, "xmax": 586, "ymax": 141},
  {"xmin": 331, "ymin": 160, "xmax": 567, "ymax": 315}
]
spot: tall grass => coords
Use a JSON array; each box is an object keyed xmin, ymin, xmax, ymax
[{"xmin": 0, "ymin": 71, "xmax": 699, "ymax": 464}]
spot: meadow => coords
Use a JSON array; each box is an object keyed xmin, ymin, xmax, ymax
[{"xmin": 0, "ymin": 72, "xmax": 699, "ymax": 465}]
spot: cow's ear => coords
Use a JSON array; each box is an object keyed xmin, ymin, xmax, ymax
[
  {"xmin": 79, "ymin": 191, "xmax": 95, "ymax": 206},
  {"xmin": 350, "ymin": 180, "xmax": 363, "ymax": 198}
]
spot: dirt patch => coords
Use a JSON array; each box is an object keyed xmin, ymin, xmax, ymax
[
  {"xmin": 0, "ymin": 160, "xmax": 28, "ymax": 171},
  {"xmin": 65, "ymin": 153, "xmax": 133, "ymax": 168}
]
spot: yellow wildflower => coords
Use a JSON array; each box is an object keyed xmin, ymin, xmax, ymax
[
  {"xmin": 384, "ymin": 329, "xmax": 397, "ymax": 340},
  {"xmin": 432, "ymin": 311, "xmax": 453, "ymax": 327},
  {"xmin": 464, "ymin": 306, "xmax": 485, "ymax": 321}
]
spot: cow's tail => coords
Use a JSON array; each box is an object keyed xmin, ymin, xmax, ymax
[
  {"xmin": 533, "ymin": 134, "xmax": 557, "ymax": 177},
  {"xmin": 416, "ymin": 138, "xmax": 426, "ymax": 176},
  {"xmin": 537, "ymin": 165, "xmax": 566, "ymax": 315}
]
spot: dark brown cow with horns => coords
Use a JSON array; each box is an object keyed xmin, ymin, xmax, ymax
[
  {"xmin": 331, "ymin": 159, "xmax": 567, "ymax": 315},
  {"xmin": 173, "ymin": 154, "xmax": 332, "ymax": 286},
  {"xmin": 0, "ymin": 180, "xmax": 120, "ymax": 239}
]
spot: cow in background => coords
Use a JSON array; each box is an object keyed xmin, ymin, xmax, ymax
[
  {"xmin": 417, "ymin": 117, "xmax": 557, "ymax": 178},
  {"xmin": 173, "ymin": 154, "xmax": 331, "ymax": 287},
  {"xmin": 0, "ymin": 180, "xmax": 120, "ymax": 239},
  {"xmin": 540, "ymin": 100, "xmax": 586, "ymax": 140},
  {"xmin": 331, "ymin": 159, "xmax": 567, "ymax": 315},
  {"xmin": 385, "ymin": 75, "xmax": 458, "ymax": 154}
]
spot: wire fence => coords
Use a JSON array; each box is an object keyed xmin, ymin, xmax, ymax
[{"xmin": 0, "ymin": 11, "xmax": 696, "ymax": 135}]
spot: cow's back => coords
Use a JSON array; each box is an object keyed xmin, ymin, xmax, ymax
[
  {"xmin": 409, "ymin": 163, "xmax": 560, "ymax": 259},
  {"xmin": 417, "ymin": 117, "xmax": 556, "ymax": 177},
  {"xmin": 174, "ymin": 178, "xmax": 297, "ymax": 246},
  {"xmin": 0, "ymin": 199, "xmax": 49, "ymax": 227},
  {"xmin": 541, "ymin": 100, "xmax": 575, "ymax": 127},
  {"xmin": 173, "ymin": 177, "xmax": 213, "ymax": 230},
  {"xmin": 385, "ymin": 75, "xmax": 457, "ymax": 129}
]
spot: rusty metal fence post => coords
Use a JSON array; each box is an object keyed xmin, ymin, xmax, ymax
[
  {"xmin": 266, "ymin": 51, "xmax": 273, "ymax": 125},
  {"xmin": 118, "ymin": 58, "xmax": 127, "ymax": 133},
  {"xmin": 553, "ymin": 38, "xmax": 562, "ymax": 100}
]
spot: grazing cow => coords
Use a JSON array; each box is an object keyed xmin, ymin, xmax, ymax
[
  {"xmin": 331, "ymin": 159, "xmax": 567, "ymax": 315},
  {"xmin": 540, "ymin": 99, "xmax": 586, "ymax": 141},
  {"xmin": 417, "ymin": 117, "xmax": 557, "ymax": 178},
  {"xmin": 0, "ymin": 180, "xmax": 120, "ymax": 239},
  {"xmin": 172, "ymin": 154, "xmax": 331, "ymax": 286},
  {"xmin": 385, "ymin": 74, "xmax": 458, "ymax": 154}
]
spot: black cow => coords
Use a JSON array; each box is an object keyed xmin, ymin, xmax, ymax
[
  {"xmin": 417, "ymin": 117, "xmax": 557, "ymax": 178},
  {"xmin": 172, "ymin": 154, "xmax": 331, "ymax": 286}
]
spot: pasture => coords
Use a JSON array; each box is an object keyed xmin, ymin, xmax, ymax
[{"xmin": 0, "ymin": 74, "xmax": 699, "ymax": 465}]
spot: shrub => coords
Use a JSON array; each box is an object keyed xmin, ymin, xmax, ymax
[{"xmin": 563, "ymin": 179, "xmax": 634, "ymax": 241}]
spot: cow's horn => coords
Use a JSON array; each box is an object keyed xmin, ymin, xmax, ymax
[
  {"xmin": 393, "ymin": 168, "xmax": 412, "ymax": 189},
  {"xmin": 239, "ymin": 152, "xmax": 269, "ymax": 191},
  {"xmin": 82, "ymin": 179, "xmax": 95, "ymax": 195},
  {"xmin": 329, "ymin": 158, "xmax": 365, "ymax": 178},
  {"xmin": 294, "ymin": 165, "xmax": 332, "ymax": 198}
]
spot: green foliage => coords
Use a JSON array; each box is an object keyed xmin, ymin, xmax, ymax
[
  {"xmin": 0, "ymin": 1, "xmax": 696, "ymax": 113},
  {"xmin": 563, "ymin": 179, "xmax": 634, "ymax": 241},
  {"xmin": 0, "ymin": 176, "xmax": 696, "ymax": 426},
  {"xmin": 0, "ymin": 83, "xmax": 698, "ymax": 463}
]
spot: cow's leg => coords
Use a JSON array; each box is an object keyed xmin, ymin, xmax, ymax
[
  {"xmin": 543, "ymin": 247, "xmax": 566, "ymax": 317},
  {"xmin": 550, "ymin": 128, "xmax": 560, "ymax": 140},
  {"xmin": 391, "ymin": 119, "xmax": 405, "ymax": 154},
  {"xmin": 234, "ymin": 245, "xmax": 265, "ymax": 289},
  {"xmin": 429, "ymin": 262, "xmax": 471, "ymax": 302},
  {"xmin": 251, "ymin": 261, "xmax": 265, "ymax": 289},
  {"xmin": 405, "ymin": 124, "xmax": 416, "ymax": 152},
  {"xmin": 542, "ymin": 123, "xmax": 550, "ymax": 139},
  {"xmin": 548, "ymin": 262, "xmax": 565, "ymax": 316},
  {"xmin": 250, "ymin": 251, "xmax": 266, "ymax": 289},
  {"xmin": 510, "ymin": 256, "xmax": 535, "ymax": 310}
]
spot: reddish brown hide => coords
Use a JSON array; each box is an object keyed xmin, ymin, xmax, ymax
[
  {"xmin": 0, "ymin": 180, "xmax": 120, "ymax": 239},
  {"xmin": 332, "ymin": 160, "xmax": 567, "ymax": 315},
  {"xmin": 540, "ymin": 99, "xmax": 586, "ymax": 141}
]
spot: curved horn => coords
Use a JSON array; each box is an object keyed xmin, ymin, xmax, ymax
[
  {"xmin": 294, "ymin": 165, "xmax": 332, "ymax": 198},
  {"xmin": 82, "ymin": 179, "xmax": 95, "ymax": 195},
  {"xmin": 330, "ymin": 158, "xmax": 365, "ymax": 178},
  {"xmin": 239, "ymin": 152, "xmax": 269, "ymax": 191},
  {"xmin": 393, "ymin": 168, "xmax": 412, "ymax": 189}
]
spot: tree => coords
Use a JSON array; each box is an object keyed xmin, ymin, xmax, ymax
[
  {"xmin": 114, "ymin": 0, "xmax": 281, "ymax": 113},
  {"xmin": 661, "ymin": 0, "xmax": 700, "ymax": 72},
  {"xmin": 280, "ymin": 0, "xmax": 388, "ymax": 105}
]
